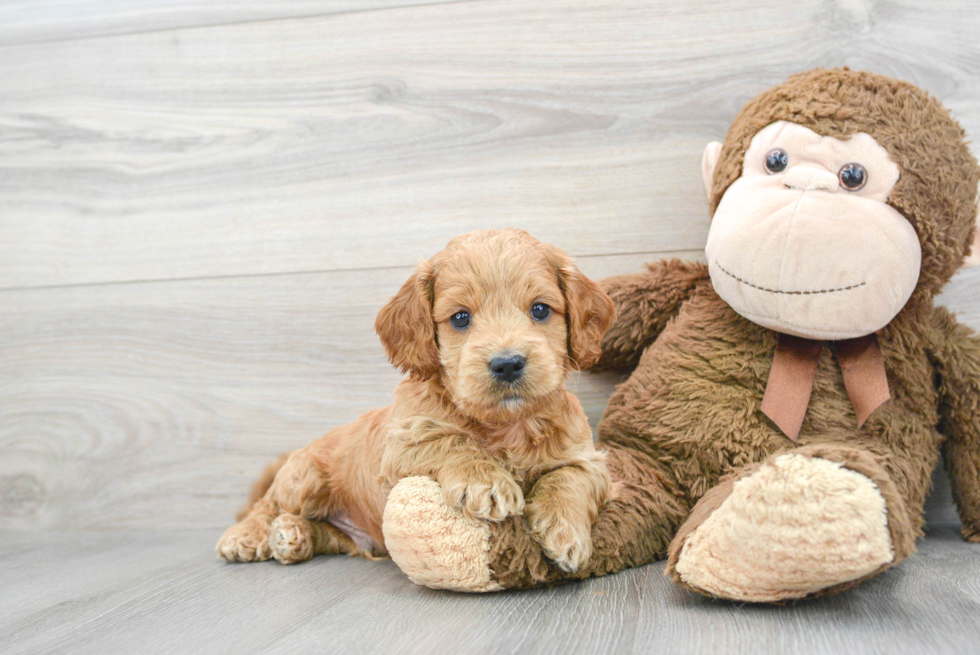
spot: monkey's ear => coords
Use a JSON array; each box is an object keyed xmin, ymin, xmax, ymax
[
  {"xmin": 702, "ymin": 141, "xmax": 723, "ymax": 199},
  {"xmin": 375, "ymin": 260, "xmax": 440, "ymax": 378},
  {"xmin": 964, "ymin": 194, "xmax": 980, "ymax": 268},
  {"xmin": 965, "ymin": 226, "xmax": 980, "ymax": 268},
  {"xmin": 547, "ymin": 247, "xmax": 616, "ymax": 370}
]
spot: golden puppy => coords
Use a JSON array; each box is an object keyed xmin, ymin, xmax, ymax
[{"xmin": 216, "ymin": 229, "xmax": 615, "ymax": 572}]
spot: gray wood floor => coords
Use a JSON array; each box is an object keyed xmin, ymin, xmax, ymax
[
  {"xmin": 2, "ymin": 523, "xmax": 979, "ymax": 654},
  {"xmin": 2, "ymin": 0, "xmax": 980, "ymax": 652}
]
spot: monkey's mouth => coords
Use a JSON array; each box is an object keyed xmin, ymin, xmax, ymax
[{"xmin": 716, "ymin": 263, "xmax": 866, "ymax": 296}]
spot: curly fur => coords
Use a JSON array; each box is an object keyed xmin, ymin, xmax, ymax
[{"xmin": 216, "ymin": 229, "xmax": 615, "ymax": 571}]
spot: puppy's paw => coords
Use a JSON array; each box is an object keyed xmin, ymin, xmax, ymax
[
  {"xmin": 268, "ymin": 514, "xmax": 315, "ymax": 565},
  {"xmin": 440, "ymin": 465, "xmax": 524, "ymax": 522},
  {"xmin": 524, "ymin": 498, "xmax": 592, "ymax": 573},
  {"xmin": 216, "ymin": 520, "xmax": 273, "ymax": 562}
]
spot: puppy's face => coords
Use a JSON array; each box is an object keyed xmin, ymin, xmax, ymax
[
  {"xmin": 433, "ymin": 242, "xmax": 569, "ymax": 421},
  {"xmin": 376, "ymin": 230, "xmax": 615, "ymax": 424}
]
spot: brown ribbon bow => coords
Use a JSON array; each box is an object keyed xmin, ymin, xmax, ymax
[{"xmin": 760, "ymin": 333, "xmax": 890, "ymax": 441}]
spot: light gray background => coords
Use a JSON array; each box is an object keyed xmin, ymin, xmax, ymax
[{"xmin": 1, "ymin": 0, "xmax": 978, "ymax": 652}]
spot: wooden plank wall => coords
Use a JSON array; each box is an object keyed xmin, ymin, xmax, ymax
[{"xmin": 1, "ymin": 0, "xmax": 978, "ymax": 532}]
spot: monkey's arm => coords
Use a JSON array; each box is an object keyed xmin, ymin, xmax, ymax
[
  {"xmin": 931, "ymin": 306, "xmax": 980, "ymax": 542},
  {"xmin": 592, "ymin": 259, "xmax": 709, "ymax": 372}
]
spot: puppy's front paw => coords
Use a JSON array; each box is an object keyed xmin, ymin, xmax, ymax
[
  {"xmin": 269, "ymin": 514, "xmax": 314, "ymax": 565},
  {"xmin": 216, "ymin": 520, "xmax": 273, "ymax": 562},
  {"xmin": 525, "ymin": 497, "xmax": 592, "ymax": 573},
  {"xmin": 440, "ymin": 465, "xmax": 524, "ymax": 522}
]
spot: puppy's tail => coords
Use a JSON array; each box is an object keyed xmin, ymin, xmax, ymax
[{"xmin": 235, "ymin": 452, "xmax": 290, "ymax": 521}]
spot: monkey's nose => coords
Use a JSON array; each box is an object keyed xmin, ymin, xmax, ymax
[
  {"xmin": 489, "ymin": 354, "xmax": 526, "ymax": 383},
  {"xmin": 782, "ymin": 167, "xmax": 839, "ymax": 192}
]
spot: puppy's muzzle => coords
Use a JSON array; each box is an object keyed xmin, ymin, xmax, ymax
[{"xmin": 489, "ymin": 353, "xmax": 526, "ymax": 384}]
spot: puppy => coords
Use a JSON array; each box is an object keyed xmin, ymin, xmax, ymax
[{"xmin": 216, "ymin": 229, "xmax": 615, "ymax": 573}]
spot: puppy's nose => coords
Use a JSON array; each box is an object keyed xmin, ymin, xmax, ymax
[{"xmin": 489, "ymin": 354, "xmax": 526, "ymax": 383}]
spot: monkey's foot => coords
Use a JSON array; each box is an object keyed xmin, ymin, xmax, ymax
[
  {"xmin": 383, "ymin": 476, "xmax": 502, "ymax": 592},
  {"xmin": 666, "ymin": 452, "xmax": 895, "ymax": 602}
]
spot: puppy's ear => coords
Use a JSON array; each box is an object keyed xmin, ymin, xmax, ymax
[
  {"xmin": 548, "ymin": 247, "xmax": 616, "ymax": 370},
  {"xmin": 375, "ymin": 260, "xmax": 440, "ymax": 378}
]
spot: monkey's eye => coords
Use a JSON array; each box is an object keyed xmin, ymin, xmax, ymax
[
  {"xmin": 838, "ymin": 163, "xmax": 867, "ymax": 191},
  {"xmin": 450, "ymin": 311, "xmax": 471, "ymax": 329},
  {"xmin": 530, "ymin": 303, "xmax": 551, "ymax": 321},
  {"xmin": 765, "ymin": 148, "xmax": 789, "ymax": 174}
]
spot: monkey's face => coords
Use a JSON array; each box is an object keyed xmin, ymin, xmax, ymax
[{"xmin": 704, "ymin": 121, "xmax": 921, "ymax": 340}]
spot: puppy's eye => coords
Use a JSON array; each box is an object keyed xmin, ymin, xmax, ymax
[
  {"xmin": 838, "ymin": 163, "xmax": 867, "ymax": 191},
  {"xmin": 765, "ymin": 148, "xmax": 789, "ymax": 174},
  {"xmin": 450, "ymin": 311, "xmax": 470, "ymax": 330},
  {"xmin": 530, "ymin": 303, "xmax": 551, "ymax": 321}
]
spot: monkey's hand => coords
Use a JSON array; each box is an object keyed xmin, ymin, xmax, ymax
[
  {"xmin": 931, "ymin": 306, "xmax": 980, "ymax": 543},
  {"xmin": 593, "ymin": 259, "xmax": 708, "ymax": 373}
]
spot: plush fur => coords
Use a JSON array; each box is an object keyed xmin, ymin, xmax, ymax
[
  {"xmin": 709, "ymin": 68, "xmax": 979, "ymax": 304},
  {"xmin": 671, "ymin": 454, "xmax": 894, "ymax": 602},
  {"xmin": 383, "ymin": 69, "xmax": 980, "ymax": 600},
  {"xmin": 216, "ymin": 229, "xmax": 615, "ymax": 572}
]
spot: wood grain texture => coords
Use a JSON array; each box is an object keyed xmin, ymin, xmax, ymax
[
  {"xmin": 936, "ymin": 265, "xmax": 980, "ymax": 327},
  {"xmin": 0, "ymin": 251, "xmax": 672, "ymax": 531},
  {"xmin": 1, "ymin": 528, "xmax": 979, "ymax": 654},
  {"xmin": 0, "ymin": 0, "xmax": 977, "ymax": 289},
  {"xmin": 0, "ymin": 0, "xmax": 477, "ymax": 47}
]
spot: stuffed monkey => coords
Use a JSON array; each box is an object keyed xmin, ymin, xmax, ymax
[{"xmin": 381, "ymin": 68, "xmax": 980, "ymax": 601}]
